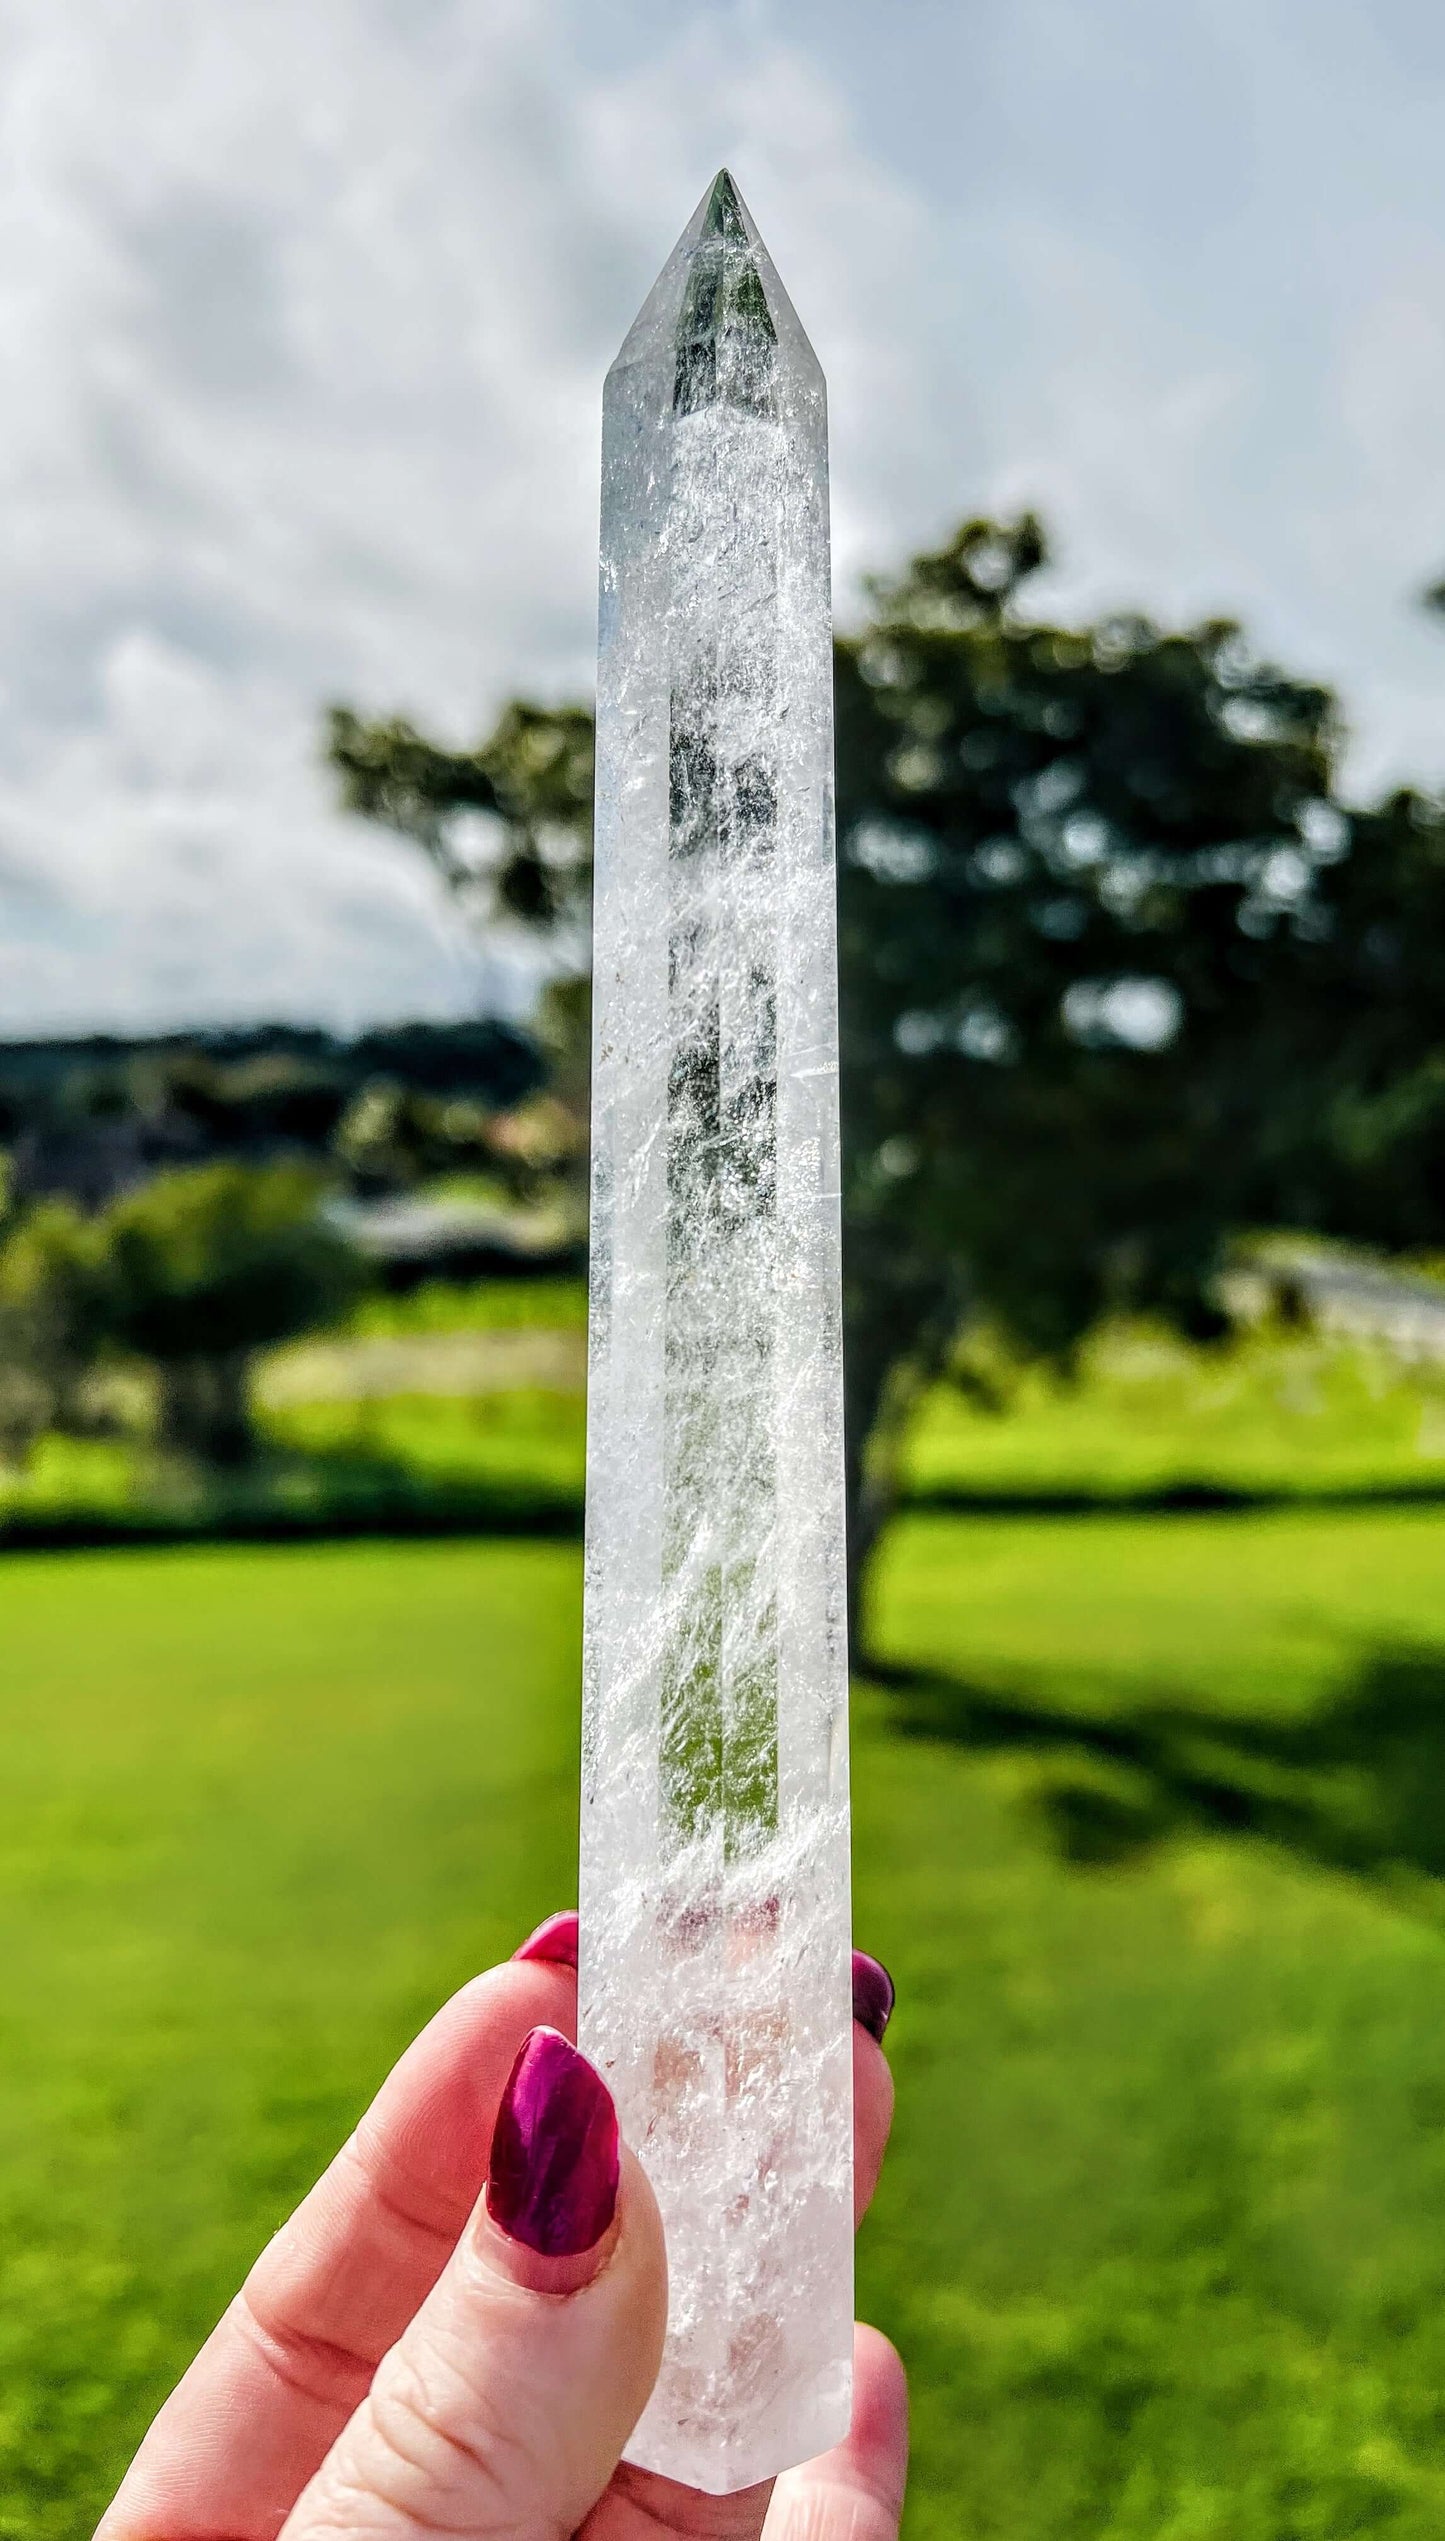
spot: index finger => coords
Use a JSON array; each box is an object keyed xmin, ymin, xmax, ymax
[{"xmin": 99, "ymin": 1950, "xmax": 576, "ymax": 2541}]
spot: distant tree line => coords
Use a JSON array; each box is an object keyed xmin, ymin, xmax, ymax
[{"xmin": 0, "ymin": 1019, "xmax": 545, "ymax": 1211}]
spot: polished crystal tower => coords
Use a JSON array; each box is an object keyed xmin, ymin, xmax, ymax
[{"xmin": 578, "ymin": 171, "xmax": 853, "ymax": 2494}]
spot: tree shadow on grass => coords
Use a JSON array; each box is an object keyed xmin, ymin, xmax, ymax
[{"xmin": 877, "ymin": 1643, "xmax": 1445, "ymax": 1894}]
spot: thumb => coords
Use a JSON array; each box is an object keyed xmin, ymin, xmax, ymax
[{"xmin": 280, "ymin": 2028, "xmax": 667, "ymax": 2541}]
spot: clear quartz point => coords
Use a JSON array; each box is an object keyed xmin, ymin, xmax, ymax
[{"xmin": 578, "ymin": 170, "xmax": 853, "ymax": 2495}]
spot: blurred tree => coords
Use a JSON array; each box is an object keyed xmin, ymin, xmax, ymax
[
  {"xmin": 327, "ymin": 700, "xmax": 594, "ymax": 931},
  {"xmin": 345, "ymin": 1019, "xmax": 545, "ymax": 1109},
  {"xmin": 0, "ymin": 1200, "xmax": 113, "ymax": 1459},
  {"xmin": 326, "ymin": 704, "xmax": 596, "ymax": 1208},
  {"xmin": 1286, "ymin": 781, "xmax": 1445, "ymax": 1254},
  {"xmin": 157, "ymin": 1050, "xmax": 350, "ymax": 1156},
  {"xmin": 828, "ymin": 514, "xmax": 1346, "ymax": 1614},
  {"xmin": 328, "ymin": 516, "xmax": 1445, "ymax": 1638},
  {"xmin": 105, "ymin": 1164, "xmax": 365, "ymax": 1467},
  {"xmin": 333, "ymin": 1082, "xmax": 501, "ymax": 1196}
]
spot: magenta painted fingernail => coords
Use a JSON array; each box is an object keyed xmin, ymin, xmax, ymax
[
  {"xmin": 852, "ymin": 1949, "xmax": 895, "ymax": 2043},
  {"xmin": 514, "ymin": 1909, "xmax": 579, "ymax": 1969},
  {"xmin": 487, "ymin": 2027, "xmax": 619, "ymax": 2258}
]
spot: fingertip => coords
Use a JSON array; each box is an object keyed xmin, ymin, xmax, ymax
[
  {"xmin": 852, "ymin": 2022, "xmax": 895, "ymax": 2225},
  {"xmin": 767, "ymin": 2323, "xmax": 908, "ymax": 2536},
  {"xmin": 485, "ymin": 2028, "xmax": 619, "ymax": 2265},
  {"xmin": 515, "ymin": 1909, "xmax": 579, "ymax": 1970},
  {"xmin": 854, "ymin": 2323, "xmax": 908, "ymax": 2422},
  {"xmin": 848, "ymin": 2325, "xmax": 910, "ymax": 2519}
]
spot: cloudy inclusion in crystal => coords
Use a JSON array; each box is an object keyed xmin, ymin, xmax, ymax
[{"xmin": 579, "ymin": 173, "xmax": 853, "ymax": 2494}]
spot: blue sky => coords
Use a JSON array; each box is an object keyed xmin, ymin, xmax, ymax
[{"xmin": 2, "ymin": 0, "xmax": 1443, "ymax": 1034}]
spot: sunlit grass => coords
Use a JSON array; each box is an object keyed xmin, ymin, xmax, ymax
[
  {"xmin": 906, "ymin": 1319, "xmax": 1445, "ymax": 1503},
  {"xmin": 8, "ymin": 1295, "xmax": 1445, "ymax": 1549},
  {"xmin": 264, "ymin": 1388, "xmax": 587, "ymax": 1502},
  {"xmin": 342, "ymin": 1275, "xmax": 588, "ymax": 1338},
  {"xmin": 10, "ymin": 1516, "xmax": 1445, "ymax": 2532}
]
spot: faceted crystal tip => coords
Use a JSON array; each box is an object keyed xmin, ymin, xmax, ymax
[
  {"xmin": 673, "ymin": 170, "xmax": 777, "ymax": 420},
  {"xmin": 702, "ymin": 168, "xmax": 747, "ymax": 242},
  {"xmin": 607, "ymin": 165, "xmax": 822, "ymax": 412}
]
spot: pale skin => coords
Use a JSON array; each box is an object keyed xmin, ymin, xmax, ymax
[{"xmin": 99, "ymin": 1945, "xmax": 906, "ymax": 2541}]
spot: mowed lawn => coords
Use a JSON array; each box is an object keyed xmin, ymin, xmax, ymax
[{"xmin": 10, "ymin": 1519, "xmax": 1445, "ymax": 2535}]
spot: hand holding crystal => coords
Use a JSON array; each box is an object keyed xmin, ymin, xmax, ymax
[{"xmin": 98, "ymin": 1915, "xmax": 905, "ymax": 2541}]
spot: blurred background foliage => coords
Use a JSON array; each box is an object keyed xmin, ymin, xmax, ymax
[
  {"xmin": 6, "ymin": 516, "xmax": 1445, "ymax": 1596},
  {"xmin": 8, "ymin": 518, "xmax": 1442, "ymax": 1585},
  {"xmin": 322, "ymin": 512, "xmax": 1445, "ymax": 1628}
]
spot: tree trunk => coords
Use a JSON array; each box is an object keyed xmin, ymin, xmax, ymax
[
  {"xmin": 844, "ymin": 1349, "xmax": 901, "ymax": 1667},
  {"xmin": 157, "ymin": 1351, "xmax": 254, "ymax": 1467},
  {"xmin": 843, "ymin": 1269, "xmax": 966, "ymax": 1666}
]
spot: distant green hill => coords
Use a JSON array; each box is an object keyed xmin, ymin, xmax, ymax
[{"xmin": 0, "ymin": 1019, "xmax": 542, "ymax": 1211}]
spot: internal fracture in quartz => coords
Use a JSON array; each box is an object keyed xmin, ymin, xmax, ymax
[{"xmin": 578, "ymin": 172, "xmax": 853, "ymax": 2495}]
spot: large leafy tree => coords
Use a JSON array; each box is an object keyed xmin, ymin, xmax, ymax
[{"xmin": 326, "ymin": 517, "xmax": 1445, "ymax": 1634}]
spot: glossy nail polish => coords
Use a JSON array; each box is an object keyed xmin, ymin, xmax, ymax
[
  {"xmin": 487, "ymin": 2027, "xmax": 619, "ymax": 2258},
  {"xmin": 514, "ymin": 1909, "xmax": 579, "ymax": 1969},
  {"xmin": 852, "ymin": 1949, "xmax": 896, "ymax": 2043}
]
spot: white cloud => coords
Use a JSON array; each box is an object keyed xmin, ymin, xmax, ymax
[
  {"xmin": 0, "ymin": 0, "xmax": 929, "ymax": 1036},
  {"xmin": 5, "ymin": 0, "xmax": 1445, "ymax": 1036}
]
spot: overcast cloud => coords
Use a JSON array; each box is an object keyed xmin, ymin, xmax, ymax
[{"xmin": 1, "ymin": 0, "xmax": 1444, "ymax": 1036}]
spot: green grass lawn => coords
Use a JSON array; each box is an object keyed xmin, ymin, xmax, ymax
[
  {"xmin": 10, "ymin": 1518, "xmax": 1445, "ymax": 2532},
  {"xmin": 8, "ymin": 1289, "xmax": 1445, "ymax": 1547},
  {"xmin": 905, "ymin": 1320, "xmax": 1445, "ymax": 1504},
  {"xmin": 343, "ymin": 1274, "xmax": 589, "ymax": 1336}
]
